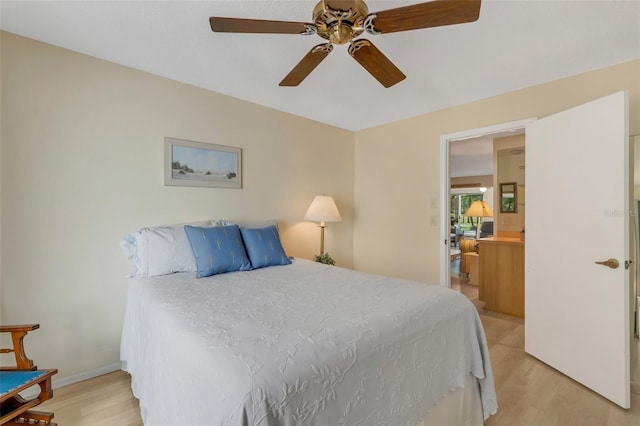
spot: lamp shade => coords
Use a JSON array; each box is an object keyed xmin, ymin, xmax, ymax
[
  {"xmin": 304, "ymin": 195, "xmax": 342, "ymax": 223},
  {"xmin": 464, "ymin": 200, "xmax": 493, "ymax": 218}
]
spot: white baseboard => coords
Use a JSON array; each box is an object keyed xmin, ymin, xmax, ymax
[
  {"xmin": 21, "ymin": 362, "xmax": 123, "ymax": 398},
  {"xmin": 52, "ymin": 362, "xmax": 123, "ymax": 389}
]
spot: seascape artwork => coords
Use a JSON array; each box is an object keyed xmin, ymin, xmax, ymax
[
  {"xmin": 165, "ymin": 138, "xmax": 242, "ymax": 188},
  {"xmin": 172, "ymin": 146, "xmax": 238, "ymax": 182}
]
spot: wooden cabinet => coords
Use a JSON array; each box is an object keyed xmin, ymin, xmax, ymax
[{"xmin": 478, "ymin": 237, "xmax": 524, "ymax": 318}]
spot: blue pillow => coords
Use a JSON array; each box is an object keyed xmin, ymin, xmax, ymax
[
  {"xmin": 240, "ymin": 225, "xmax": 292, "ymax": 269},
  {"xmin": 184, "ymin": 225, "xmax": 252, "ymax": 278}
]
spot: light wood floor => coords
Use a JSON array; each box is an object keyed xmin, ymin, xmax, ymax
[{"xmin": 37, "ymin": 268, "xmax": 640, "ymax": 425}]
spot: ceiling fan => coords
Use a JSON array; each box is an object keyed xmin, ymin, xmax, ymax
[{"xmin": 209, "ymin": 0, "xmax": 481, "ymax": 88}]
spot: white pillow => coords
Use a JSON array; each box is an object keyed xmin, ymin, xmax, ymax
[
  {"xmin": 214, "ymin": 219, "xmax": 279, "ymax": 229},
  {"xmin": 121, "ymin": 221, "xmax": 210, "ymax": 277}
]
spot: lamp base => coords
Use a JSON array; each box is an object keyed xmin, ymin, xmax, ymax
[{"xmin": 319, "ymin": 223, "xmax": 326, "ymax": 254}]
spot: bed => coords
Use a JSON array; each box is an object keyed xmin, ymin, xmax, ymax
[{"xmin": 120, "ymin": 222, "xmax": 497, "ymax": 425}]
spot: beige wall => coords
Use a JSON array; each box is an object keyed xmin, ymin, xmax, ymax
[
  {"xmin": 0, "ymin": 32, "xmax": 355, "ymax": 381},
  {"xmin": 354, "ymin": 59, "xmax": 640, "ymax": 282}
]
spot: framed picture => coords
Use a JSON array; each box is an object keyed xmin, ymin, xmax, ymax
[
  {"xmin": 164, "ymin": 137, "xmax": 242, "ymax": 189},
  {"xmin": 500, "ymin": 182, "xmax": 517, "ymax": 213}
]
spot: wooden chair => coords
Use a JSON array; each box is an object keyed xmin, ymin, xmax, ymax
[
  {"xmin": 459, "ymin": 238, "xmax": 477, "ymax": 276},
  {"xmin": 0, "ymin": 324, "xmax": 57, "ymax": 425}
]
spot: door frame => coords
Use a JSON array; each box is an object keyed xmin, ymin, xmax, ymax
[{"xmin": 439, "ymin": 118, "xmax": 537, "ymax": 287}]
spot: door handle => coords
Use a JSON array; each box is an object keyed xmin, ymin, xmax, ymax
[{"xmin": 595, "ymin": 258, "xmax": 619, "ymax": 269}]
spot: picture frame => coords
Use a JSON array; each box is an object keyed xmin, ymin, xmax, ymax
[
  {"xmin": 500, "ymin": 182, "xmax": 517, "ymax": 213},
  {"xmin": 164, "ymin": 137, "xmax": 242, "ymax": 189}
]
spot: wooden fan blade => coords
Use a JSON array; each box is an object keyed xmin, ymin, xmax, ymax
[
  {"xmin": 280, "ymin": 44, "xmax": 333, "ymax": 87},
  {"xmin": 348, "ymin": 39, "xmax": 406, "ymax": 88},
  {"xmin": 368, "ymin": 0, "xmax": 481, "ymax": 34},
  {"xmin": 209, "ymin": 17, "xmax": 315, "ymax": 34}
]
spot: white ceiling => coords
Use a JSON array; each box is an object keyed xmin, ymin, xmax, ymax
[
  {"xmin": 448, "ymin": 128, "xmax": 524, "ymax": 178},
  {"xmin": 449, "ymin": 135, "xmax": 495, "ymax": 178},
  {"xmin": 1, "ymin": 0, "xmax": 639, "ymax": 133}
]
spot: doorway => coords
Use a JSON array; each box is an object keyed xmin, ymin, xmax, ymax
[
  {"xmin": 440, "ymin": 97, "xmax": 637, "ymax": 407},
  {"xmin": 439, "ymin": 118, "xmax": 535, "ymax": 287}
]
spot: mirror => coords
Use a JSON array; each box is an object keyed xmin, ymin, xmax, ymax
[{"xmin": 500, "ymin": 182, "xmax": 517, "ymax": 213}]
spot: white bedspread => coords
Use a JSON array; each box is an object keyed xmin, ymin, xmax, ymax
[{"xmin": 121, "ymin": 259, "xmax": 497, "ymax": 426}]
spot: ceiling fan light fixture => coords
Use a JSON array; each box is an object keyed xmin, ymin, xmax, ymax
[
  {"xmin": 313, "ymin": 0, "xmax": 368, "ymax": 44},
  {"xmin": 329, "ymin": 23, "xmax": 354, "ymax": 45}
]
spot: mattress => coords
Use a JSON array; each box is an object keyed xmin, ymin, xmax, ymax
[{"xmin": 121, "ymin": 258, "xmax": 497, "ymax": 425}]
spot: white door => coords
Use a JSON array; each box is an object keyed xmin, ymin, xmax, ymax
[{"xmin": 525, "ymin": 91, "xmax": 630, "ymax": 408}]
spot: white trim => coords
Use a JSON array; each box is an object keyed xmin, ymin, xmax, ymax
[
  {"xmin": 52, "ymin": 362, "xmax": 123, "ymax": 389},
  {"xmin": 439, "ymin": 118, "xmax": 537, "ymax": 287},
  {"xmin": 20, "ymin": 362, "xmax": 123, "ymax": 398}
]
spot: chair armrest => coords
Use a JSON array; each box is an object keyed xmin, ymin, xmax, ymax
[
  {"xmin": 0, "ymin": 324, "xmax": 40, "ymax": 333},
  {"xmin": 0, "ymin": 323, "xmax": 40, "ymax": 370}
]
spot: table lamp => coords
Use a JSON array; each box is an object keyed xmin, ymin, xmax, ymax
[
  {"xmin": 464, "ymin": 200, "xmax": 493, "ymax": 240},
  {"xmin": 304, "ymin": 195, "xmax": 342, "ymax": 254}
]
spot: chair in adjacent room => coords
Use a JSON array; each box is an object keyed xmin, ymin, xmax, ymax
[
  {"xmin": 459, "ymin": 238, "xmax": 478, "ymax": 277},
  {"xmin": 0, "ymin": 324, "xmax": 57, "ymax": 426},
  {"xmin": 450, "ymin": 224, "xmax": 463, "ymax": 247}
]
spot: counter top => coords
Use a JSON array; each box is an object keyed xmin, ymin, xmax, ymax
[{"xmin": 478, "ymin": 237, "xmax": 524, "ymax": 246}]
